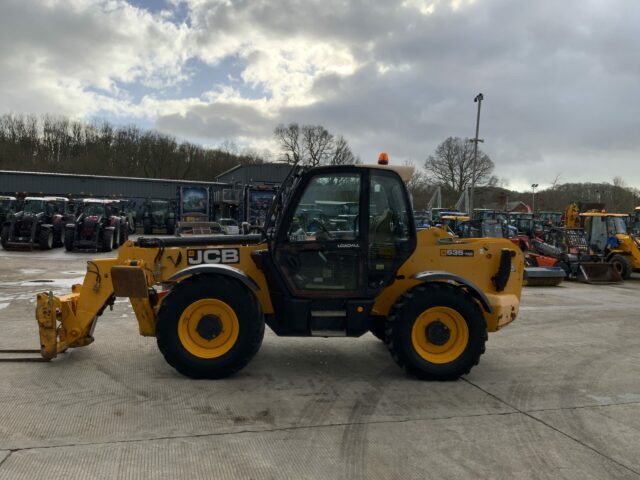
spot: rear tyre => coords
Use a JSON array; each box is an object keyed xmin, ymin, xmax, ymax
[
  {"xmin": 143, "ymin": 218, "xmax": 152, "ymax": 235},
  {"xmin": 156, "ymin": 275, "xmax": 264, "ymax": 379},
  {"xmin": 610, "ymin": 254, "xmax": 632, "ymax": 280},
  {"xmin": 64, "ymin": 227, "xmax": 75, "ymax": 252},
  {"xmin": 101, "ymin": 229, "xmax": 113, "ymax": 252},
  {"xmin": 38, "ymin": 228, "xmax": 53, "ymax": 250},
  {"xmin": 52, "ymin": 228, "xmax": 63, "ymax": 248},
  {"xmin": 386, "ymin": 283, "xmax": 487, "ymax": 381},
  {"xmin": 1, "ymin": 226, "xmax": 9, "ymax": 249}
]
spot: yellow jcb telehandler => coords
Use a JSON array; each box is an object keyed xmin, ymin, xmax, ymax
[{"xmin": 10, "ymin": 158, "xmax": 524, "ymax": 380}]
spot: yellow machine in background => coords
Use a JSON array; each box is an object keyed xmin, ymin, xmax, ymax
[
  {"xmin": 565, "ymin": 203, "xmax": 640, "ymax": 279},
  {"xmin": 27, "ymin": 160, "xmax": 524, "ymax": 381},
  {"xmin": 437, "ymin": 215, "xmax": 471, "ymax": 235}
]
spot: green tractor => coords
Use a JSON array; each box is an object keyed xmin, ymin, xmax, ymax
[
  {"xmin": 0, "ymin": 196, "xmax": 18, "ymax": 224},
  {"xmin": 142, "ymin": 199, "xmax": 176, "ymax": 235}
]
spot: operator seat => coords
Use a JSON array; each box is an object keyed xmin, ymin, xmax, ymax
[{"xmin": 370, "ymin": 208, "xmax": 394, "ymax": 243}]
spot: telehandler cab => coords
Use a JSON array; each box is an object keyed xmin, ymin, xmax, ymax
[{"xmin": 18, "ymin": 159, "xmax": 524, "ymax": 380}]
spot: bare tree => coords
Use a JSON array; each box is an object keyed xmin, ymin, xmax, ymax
[
  {"xmin": 402, "ymin": 160, "xmax": 432, "ymax": 207},
  {"xmin": 550, "ymin": 173, "xmax": 562, "ymax": 189},
  {"xmin": 330, "ymin": 135, "xmax": 359, "ymax": 165},
  {"xmin": 424, "ymin": 137, "xmax": 494, "ymax": 192},
  {"xmin": 613, "ymin": 176, "xmax": 626, "ymax": 188},
  {"xmin": 302, "ymin": 125, "xmax": 333, "ymax": 167},
  {"xmin": 274, "ymin": 123, "xmax": 359, "ymax": 166},
  {"xmin": 274, "ymin": 123, "xmax": 303, "ymax": 164}
]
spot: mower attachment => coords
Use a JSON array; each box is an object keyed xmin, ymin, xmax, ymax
[{"xmin": 523, "ymin": 267, "xmax": 566, "ymax": 287}]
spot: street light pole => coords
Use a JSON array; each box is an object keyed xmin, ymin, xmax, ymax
[
  {"xmin": 531, "ymin": 183, "xmax": 539, "ymax": 214},
  {"xmin": 469, "ymin": 93, "xmax": 484, "ymax": 214}
]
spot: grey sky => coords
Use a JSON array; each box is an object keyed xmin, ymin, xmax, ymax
[{"xmin": 1, "ymin": 0, "xmax": 638, "ymax": 190}]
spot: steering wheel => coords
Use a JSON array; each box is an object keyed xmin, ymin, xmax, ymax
[{"xmin": 307, "ymin": 219, "xmax": 333, "ymax": 239}]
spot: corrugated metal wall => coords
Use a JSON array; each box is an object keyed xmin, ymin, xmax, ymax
[
  {"xmin": 0, "ymin": 170, "xmax": 228, "ymax": 200},
  {"xmin": 216, "ymin": 163, "xmax": 290, "ymax": 186}
]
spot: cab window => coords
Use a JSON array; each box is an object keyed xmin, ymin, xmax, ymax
[
  {"xmin": 368, "ymin": 170, "xmax": 414, "ymax": 289},
  {"xmin": 287, "ymin": 173, "xmax": 361, "ymax": 242}
]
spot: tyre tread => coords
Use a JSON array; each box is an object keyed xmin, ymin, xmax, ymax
[{"xmin": 385, "ymin": 282, "xmax": 487, "ymax": 381}]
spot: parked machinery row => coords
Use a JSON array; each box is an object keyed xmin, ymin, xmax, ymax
[
  {"xmin": 64, "ymin": 199, "xmax": 129, "ymax": 252},
  {"xmin": 426, "ymin": 205, "xmax": 639, "ymax": 285},
  {"xmin": 0, "ymin": 196, "xmax": 131, "ymax": 252}
]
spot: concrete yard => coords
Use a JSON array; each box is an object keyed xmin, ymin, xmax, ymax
[{"xmin": 0, "ymin": 246, "xmax": 639, "ymax": 479}]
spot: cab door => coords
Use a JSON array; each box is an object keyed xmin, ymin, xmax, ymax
[
  {"xmin": 366, "ymin": 169, "xmax": 416, "ymax": 294},
  {"xmin": 273, "ymin": 170, "xmax": 365, "ymax": 298}
]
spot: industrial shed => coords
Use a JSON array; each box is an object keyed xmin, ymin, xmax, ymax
[
  {"xmin": 216, "ymin": 163, "xmax": 290, "ymax": 187},
  {"xmin": 0, "ymin": 170, "xmax": 229, "ymax": 200}
]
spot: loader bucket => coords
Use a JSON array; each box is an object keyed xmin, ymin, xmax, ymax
[
  {"xmin": 523, "ymin": 267, "xmax": 566, "ymax": 287},
  {"xmin": 577, "ymin": 262, "xmax": 623, "ymax": 284}
]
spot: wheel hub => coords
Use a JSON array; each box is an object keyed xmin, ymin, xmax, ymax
[
  {"xmin": 196, "ymin": 315, "xmax": 223, "ymax": 340},
  {"xmin": 426, "ymin": 321, "xmax": 450, "ymax": 346}
]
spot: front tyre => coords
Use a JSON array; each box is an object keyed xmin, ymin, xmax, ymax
[
  {"xmin": 386, "ymin": 283, "xmax": 487, "ymax": 380},
  {"xmin": 143, "ymin": 218, "xmax": 152, "ymax": 235},
  {"xmin": 166, "ymin": 219, "xmax": 176, "ymax": 235},
  {"xmin": 64, "ymin": 227, "xmax": 75, "ymax": 251},
  {"xmin": 101, "ymin": 229, "xmax": 113, "ymax": 252},
  {"xmin": 609, "ymin": 254, "xmax": 632, "ymax": 280},
  {"xmin": 156, "ymin": 275, "xmax": 264, "ymax": 379}
]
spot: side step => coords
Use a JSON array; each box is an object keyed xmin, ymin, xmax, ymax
[{"xmin": 310, "ymin": 310, "xmax": 347, "ymax": 337}]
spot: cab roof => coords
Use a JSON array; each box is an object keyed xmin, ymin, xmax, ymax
[
  {"xmin": 24, "ymin": 196, "xmax": 68, "ymax": 202},
  {"xmin": 0, "ymin": 196, "xmax": 16, "ymax": 201},
  {"xmin": 354, "ymin": 164, "xmax": 415, "ymax": 182}
]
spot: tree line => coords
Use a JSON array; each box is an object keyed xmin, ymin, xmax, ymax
[
  {"xmin": 0, "ymin": 114, "xmax": 262, "ymax": 181},
  {"xmin": 2, "ymin": 114, "xmax": 637, "ymax": 212}
]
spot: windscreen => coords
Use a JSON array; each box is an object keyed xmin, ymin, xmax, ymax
[
  {"xmin": 608, "ymin": 216, "xmax": 628, "ymax": 235},
  {"xmin": 84, "ymin": 203, "xmax": 105, "ymax": 216},
  {"xmin": 24, "ymin": 200, "xmax": 44, "ymax": 214}
]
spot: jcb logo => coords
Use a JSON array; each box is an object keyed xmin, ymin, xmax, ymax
[{"xmin": 187, "ymin": 248, "xmax": 240, "ymax": 265}]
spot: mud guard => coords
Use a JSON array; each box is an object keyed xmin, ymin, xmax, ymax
[
  {"xmin": 411, "ymin": 271, "xmax": 492, "ymax": 313},
  {"xmin": 168, "ymin": 264, "xmax": 260, "ymax": 292}
]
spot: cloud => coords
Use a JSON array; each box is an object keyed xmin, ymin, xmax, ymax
[
  {"xmin": 0, "ymin": 0, "xmax": 190, "ymax": 116},
  {"xmin": 1, "ymin": 0, "xmax": 639, "ymax": 191}
]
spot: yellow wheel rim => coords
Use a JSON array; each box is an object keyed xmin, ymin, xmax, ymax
[
  {"xmin": 411, "ymin": 306, "xmax": 469, "ymax": 364},
  {"xmin": 177, "ymin": 299, "xmax": 239, "ymax": 359}
]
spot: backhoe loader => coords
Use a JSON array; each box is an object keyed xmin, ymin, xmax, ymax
[
  {"xmin": 18, "ymin": 159, "xmax": 524, "ymax": 380},
  {"xmin": 565, "ymin": 203, "xmax": 640, "ymax": 279}
]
